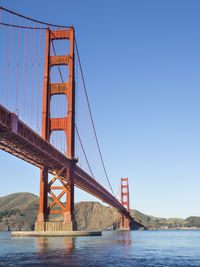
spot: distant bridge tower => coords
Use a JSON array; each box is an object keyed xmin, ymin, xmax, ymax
[
  {"xmin": 35, "ymin": 28, "xmax": 76, "ymax": 231},
  {"xmin": 121, "ymin": 177, "xmax": 130, "ymax": 230}
]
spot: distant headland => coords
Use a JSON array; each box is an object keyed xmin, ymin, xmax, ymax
[{"xmin": 0, "ymin": 193, "xmax": 199, "ymax": 231}]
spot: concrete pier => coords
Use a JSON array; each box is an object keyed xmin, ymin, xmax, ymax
[
  {"xmin": 35, "ymin": 221, "xmax": 74, "ymax": 231},
  {"xmin": 11, "ymin": 230, "xmax": 102, "ymax": 237}
]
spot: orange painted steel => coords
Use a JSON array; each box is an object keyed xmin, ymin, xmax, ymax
[
  {"xmin": 38, "ymin": 28, "xmax": 75, "ymax": 223},
  {"xmin": 0, "ymin": 104, "xmax": 130, "ymax": 217},
  {"xmin": 121, "ymin": 178, "xmax": 130, "ymax": 229},
  {"xmin": 0, "ymin": 27, "xmax": 131, "ymax": 221}
]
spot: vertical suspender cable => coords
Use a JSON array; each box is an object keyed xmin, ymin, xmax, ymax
[
  {"xmin": 26, "ymin": 29, "xmax": 32, "ymax": 123},
  {"xmin": 22, "ymin": 21, "xmax": 29, "ymax": 121},
  {"xmin": 36, "ymin": 25, "xmax": 41, "ymax": 132},
  {"xmin": 30, "ymin": 24, "xmax": 36, "ymax": 127},
  {"xmin": 1, "ymin": 11, "xmax": 6, "ymax": 104},
  {"xmin": 51, "ymin": 37, "xmax": 95, "ymax": 176},
  {"xmin": 8, "ymin": 21, "xmax": 14, "ymax": 110},
  {"xmin": 15, "ymin": 17, "xmax": 21, "ymax": 113},
  {"xmin": 75, "ymin": 124, "xmax": 95, "ymax": 178},
  {"xmin": 6, "ymin": 14, "xmax": 12, "ymax": 107},
  {"xmin": 74, "ymin": 38, "xmax": 116, "ymax": 197}
]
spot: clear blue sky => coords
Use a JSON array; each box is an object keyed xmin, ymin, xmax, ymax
[{"xmin": 0, "ymin": 0, "xmax": 200, "ymax": 218}]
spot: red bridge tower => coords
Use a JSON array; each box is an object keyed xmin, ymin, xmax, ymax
[
  {"xmin": 121, "ymin": 177, "xmax": 130, "ymax": 230},
  {"xmin": 35, "ymin": 28, "xmax": 76, "ymax": 231}
]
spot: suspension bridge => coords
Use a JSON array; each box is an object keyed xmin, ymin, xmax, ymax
[{"xmin": 0, "ymin": 6, "xmax": 131, "ymax": 231}]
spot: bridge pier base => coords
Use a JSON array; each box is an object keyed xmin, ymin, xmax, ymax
[
  {"xmin": 12, "ymin": 230, "xmax": 102, "ymax": 237},
  {"xmin": 35, "ymin": 221, "xmax": 76, "ymax": 232},
  {"xmin": 36, "ymin": 165, "xmax": 76, "ymax": 232}
]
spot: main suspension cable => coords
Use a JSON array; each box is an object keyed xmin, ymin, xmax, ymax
[
  {"xmin": 75, "ymin": 124, "xmax": 95, "ymax": 178},
  {"xmin": 51, "ymin": 32, "xmax": 95, "ymax": 177},
  {"xmin": 51, "ymin": 41, "xmax": 64, "ymax": 83},
  {"xmin": 74, "ymin": 37, "xmax": 116, "ymax": 197},
  {"xmin": 115, "ymin": 182, "xmax": 121, "ymax": 202},
  {"xmin": 0, "ymin": 22, "xmax": 46, "ymax": 29},
  {"xmin": 0, "ymin": 6, "xmax": 72, "ymax": 28}
]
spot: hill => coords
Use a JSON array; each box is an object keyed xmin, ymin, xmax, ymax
[
  {"xmin": 0, "ymin": 193, "xmax": 199, "ymax": 231},
  {"xmin": 0, "ymin": 193, "xmax": 144, "ymax": 231}
]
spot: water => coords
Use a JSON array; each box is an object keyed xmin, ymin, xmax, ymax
[{"xmin": 0, "ymin": 230, "xmax": 200, "ymax": 266}]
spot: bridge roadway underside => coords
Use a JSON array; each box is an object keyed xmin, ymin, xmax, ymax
[{"xmin": 0, "ymin": 104, "xmax": 130, "ymax": 218}]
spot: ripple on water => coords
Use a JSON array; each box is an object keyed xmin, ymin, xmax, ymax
[{"xmin": 0, "ymin": 230, "xmax": 200, "ymax": 266}]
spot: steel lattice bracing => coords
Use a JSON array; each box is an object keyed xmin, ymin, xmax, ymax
[
  {"xmin": 36, "ymin": 28, "xmax": 77, "ymax": 227},
  {"xmin": 0, "ymin": 104, "xmax": 130, "ymax": 218},
  {"xmin": 0, "ymin": 14, "xmax": 132, "ymax": 229}
]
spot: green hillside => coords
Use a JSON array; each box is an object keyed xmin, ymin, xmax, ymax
[
  {"xmin": 130, "ymin": 210, "xmax": 185, "ymax": 229},
  {"xmin": 0, "ymin": 193, "xmax": 199, "ymax": 231},
  {"xmin": 0, "ymin": 193, "xmax": 144, "ymax": 231}
]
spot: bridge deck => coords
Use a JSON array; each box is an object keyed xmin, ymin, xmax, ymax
[{"xmin": 0, "ymin": 104, "xmax": 130, "ymax": 217}]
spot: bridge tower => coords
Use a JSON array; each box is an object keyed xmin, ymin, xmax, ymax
[
  {"xmin": 121, "ymin": 178, "xmax": 130, "ymax": 230},
  {"xmin": 35, "ymin": 28, "xmax": 76, "ymax": 231}
]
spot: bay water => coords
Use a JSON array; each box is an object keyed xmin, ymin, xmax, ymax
[{"xmin": 0, "ymin": 230, "xmax": 200, "ymax": 266}]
